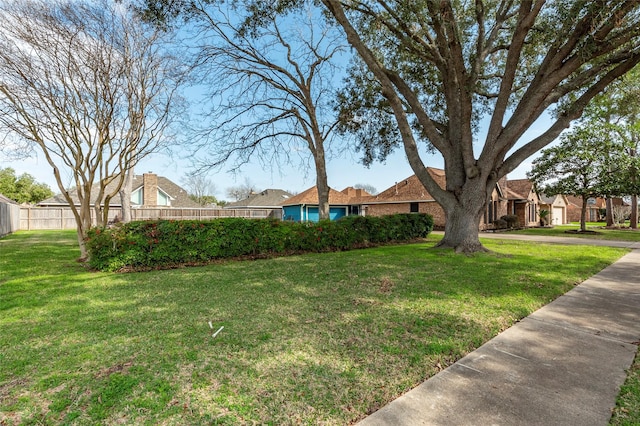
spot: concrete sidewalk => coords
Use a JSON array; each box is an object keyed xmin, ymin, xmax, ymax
[
  {"xmin": 358, "ymin": 242, "xmax": 640, "ymax": 425},
  {"xmin": 477, "ymin": 231, "xmax": 640, "ymax": 249}
]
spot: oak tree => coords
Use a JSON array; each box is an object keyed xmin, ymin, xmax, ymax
[{"xmin": 321, "ymin": 0, "xmax": 640, "ymax": 252}]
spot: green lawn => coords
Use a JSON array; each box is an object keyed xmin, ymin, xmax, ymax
[
  {"xmin": 507, "ymin": 223, "xmax": 640, "ymax": 242},
  {"xmin": 611, "ymin": 351, "xmax": 640, "ymax": 426},
  {"xmin": 0, "ymin": 230, "xmax": 634, "ymax": 425}
]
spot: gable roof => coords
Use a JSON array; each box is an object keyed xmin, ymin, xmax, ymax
[
  {"xmin": 505, "ymin": 179, "xmax": 535, "ymax": 200},
  {"xmin": 281, "ymin": 186, "xmax": 371, "ymax": 206},
  {"xmin": 539, "ymin": 193, "xmax": 569, "ymax": 206},
  {"xmin": 224, "ymin": 189, "xmax": 293, "ymax": 209},
  {"xmin": 361, "ymin": 167, "xmax": 445, "ymax": 203},
  {"xmin": 38, "ymin": 174, "xmax": 200, "ymax": 208},
  {"xmin": 539, "ymin": 194, "xmax": 558, "ymax": 205}
]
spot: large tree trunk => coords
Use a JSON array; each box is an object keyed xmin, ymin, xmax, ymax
[
  {"xmin": 630, "ymin": 194, "xmax": 638, "ymax": 229},
  {"xmin": 606, "ymin": 198, "xmax": 614, "ymax": 226},
  {"xmin": 434, "ymin": 174, "xmax": 490, "ymax": 253},
  {"xmin": 580, "ymin": 194, "xmax": 588, "ymax": 232},
  {"xmin": 316, "ymin": 165, "xmax": 330, "ymax": 220},
  {"xmin": 437, "ymin": 206, "xmax": 487, "ymax": 253},
  {"xmin": 119, "ymin": 169, "xmax": 133, "ymax": 223},
  {"xmin": 312, "ymin": 132, "xmax": 330, "ymax": 221}
]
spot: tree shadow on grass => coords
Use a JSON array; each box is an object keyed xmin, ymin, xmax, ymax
[{"xmin": 0, "ymin": 232, "xmax": 627, "ymax": 424}]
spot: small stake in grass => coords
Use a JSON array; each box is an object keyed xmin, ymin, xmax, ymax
[{"xmin": 208, "ymin": 321, "xmax": 224, "ymax": 338}]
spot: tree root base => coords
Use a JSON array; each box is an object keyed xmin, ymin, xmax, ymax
[{"xmin": 434, "ymin": 240, "xmax": 490, "ymax": 254}]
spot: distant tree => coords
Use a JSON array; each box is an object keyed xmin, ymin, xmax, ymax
[
  {"xmin": 225, "ymin": 179, "xmax": 259, "ymax": 201},
  {"xmin": 183, "ymin": 173, "xmax": 218, "ymax": 206},
  {"xmin": 0, "ymin": 0, "xmax": 186, "ymax": 259},
  {"xmin": 353, "ymin": 183, "xmax": 377, "ymax": 195},
  {"xmin": 189, "ymin": 194, "xmax": 219, "ymax": 206},
  {"xmin": 581, "ymin": 66, "xmax": 640, "ymax": 228},
  {"xmin": 527, "ymin": 125, "xmax": 622, "ymax": 232},
  {"xmin": 0, "ymin": 167, "xmax": 53, "ymax": 204}
]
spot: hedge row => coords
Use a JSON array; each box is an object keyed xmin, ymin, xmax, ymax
[{"xmin": 86, "ymin": 213, "xmax": 434, "ymax": 272}]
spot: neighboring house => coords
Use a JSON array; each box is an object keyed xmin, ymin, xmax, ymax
[
  {"xmin": 281, "ymin": 186, "xmax": 370, "ymax": 222},
  {"xmin": 538, "ymin": 194, "xmax": 569, "ymax": 225},
  {"xmin": 224, "ymin": 188, "xmax": 293, "ymax": 219},
  {"xmin": 38, "ymin": 173, "xmax": 200, "ymax": 209},
  {"xmin": 360, "ymin": 168, "xmax": 508, "ymax": 230},
  {"xmin": 566, "ymin": 196, "xmax": 607, "ymax": 223},
  {"xmin": 359, "ymin": 169, "xmax": 447, "ymax": 226},
  {"xmin": 504, "ymin": 179, "xmax": 541, "ymax": 228}
]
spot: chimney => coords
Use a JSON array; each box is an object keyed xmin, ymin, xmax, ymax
[{"xmin": 143, "ymin": 173, "xmax": 158, "ymax": 206}]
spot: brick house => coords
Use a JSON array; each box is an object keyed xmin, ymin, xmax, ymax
[
  {"xmin": 565, "ymin": 196, "xmax": 606, "ymax": 223},
  {"xmin": 503, "ymin": 179, "xmax": 541, "ymax": 227},
  {"xmin": 359, "ymin": 168, "xmax": 508, "ymax": 230}
]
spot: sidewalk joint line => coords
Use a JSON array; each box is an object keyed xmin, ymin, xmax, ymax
[
  {"xmin": 492, "ymin": 348, "xmax": 529, "ymax": 361},
  {"xmin": 455, "ymin": 363, "xmax": 484, "ymax": 374}
]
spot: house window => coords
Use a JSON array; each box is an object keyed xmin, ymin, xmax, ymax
[
  {"xmin": 349, "ymin": 205, "xmax": 360, "ymax": 215},
  {"xmin": 528, "ymin": 203, "xmax": 536, "ymax": 223},
  {"xmin": 157, "ymin": 191, "xmax": 170, "ymax": 206},
  {"xmin": 410, "ymin": 202, "xmax": 419, "ymax": 213},
  {"xmin": 131, "ymin": 188, "xmax": 143, "ymax": 205}
]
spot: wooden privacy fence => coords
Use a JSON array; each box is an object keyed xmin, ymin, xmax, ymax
[
  {"xmin": 0, "ymin": 201, "xmax": 20, "ymax": 237},
  {"xmin": 18, "ymin": 207, "xmax": 281, "ymax": 230}
]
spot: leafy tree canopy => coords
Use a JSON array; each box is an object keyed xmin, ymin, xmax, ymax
[{"xmin": 0, "ymin": 167, "xmax": 53, "ymax": 204}]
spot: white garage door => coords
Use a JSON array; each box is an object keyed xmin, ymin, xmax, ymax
[{"xmin": 552, "ymin": 207, "xmax": 564, "ymax": 225}]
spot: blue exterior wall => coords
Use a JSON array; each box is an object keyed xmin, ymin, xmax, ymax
[
  {"xmin": 329, "ymin": 207, "xmax": 348, "ymax": 221},
  {"xmin": 283, "ymin": 205, "xmax": 303, "ymax": 222},
  {"xmin": 283, "ymin": 205, "xmax": 349, "ymax": 222}
]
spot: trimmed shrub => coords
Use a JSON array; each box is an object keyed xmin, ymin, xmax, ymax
[
  {"xmin": 493, "ymin": 218, "xmax": 508, "ymax": 229},
  {"xmin": 86, "ymin": 213, "xmax": 434, "ymax": 272},
  {"xmin": 500, "ymin": 214, "xmax": 519, "ymax": 228}
]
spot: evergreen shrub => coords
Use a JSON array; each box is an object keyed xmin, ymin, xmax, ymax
[
  {"xmin": 86, "ymin": 213, "xmax": 434, "ymax": 272},
  {"xmin": 500, "ymin": 214, "xmax": 519, "ymax": 228}
]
